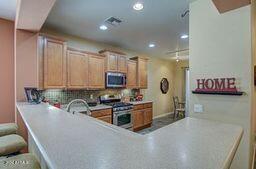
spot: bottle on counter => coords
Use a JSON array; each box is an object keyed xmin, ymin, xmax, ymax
[{"xmin": 53, "ymin": 100, "xmax": 61, "ymax": 108}]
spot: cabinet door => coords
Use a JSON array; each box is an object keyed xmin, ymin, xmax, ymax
[
  {"xmin": 127, "ymin": 61, "xmax": 137, "ymax": 89},
  {"xmin": 138, "ymin": 59, "xmax": 148, "ymax": 89},
  {"xmin": 88, "ymin": 55, "xmax": 105, "ymax": 89},
  {"xmin": 107, "ymin": 54, "xmax": 118, "ymax": 72},
  {"xmin": 44, "ymin": 38, "xmax": 67, "ymax": 89},
  {"xmin": 67, "ymin": 50, "xmax": 88, "ymax": 89},
  {"xmin": 144, "ymin": 108, "xmax": 153, "ymax": 125},
  {"xmin": 133, "ymin": 110, "xmax": 144, "ymax": 129},
  {"xmin": 117, "ymin": 55, "xmax": 127, "ymax": 73},
  {"xmin": 97, "ymin": 116, "xmax": 112, "ymax": 124}
]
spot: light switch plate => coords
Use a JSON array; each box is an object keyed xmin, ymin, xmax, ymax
[{"xmin": 194, "ymin": 104, "xmax": 203, "ymax": 113}]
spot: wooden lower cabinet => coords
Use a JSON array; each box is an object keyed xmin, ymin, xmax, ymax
[
  {"xmin": 91, "ymin": 109, "xmax": 112, "ymax": 124},
  {"xmin": 133, "ymin": 110, "xmax": 145, "ymax": 129},
  {"xmin": 133, "ymin": 103, "xmax": 153, "ymax": 131},
  {"xmin": 144, "ymin": 108, "xmax": 153, "ymax": 125},
  {"xmin": 97, "ymin": 115, "xmax": 112, "ymax": 123}
]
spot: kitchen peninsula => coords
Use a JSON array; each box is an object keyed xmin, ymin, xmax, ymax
[{"xmin": 16, "ymin": 102, "xmax": 243, "ymax": 169}]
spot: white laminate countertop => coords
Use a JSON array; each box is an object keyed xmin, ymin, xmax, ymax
[
  {"xmin": 60, "ymin": 101, "xmax": 152, "ymax": 113},
  {"xmin": 61, "ymin": 104, "xmax": 112, "ymax": 112},
  {"xmin": 129, "ymin": 100, "xmax": 153, "ymax": 105},
  {"xmin": 16, "ymin": 102, "xmax": 243, "ymax": 169}
]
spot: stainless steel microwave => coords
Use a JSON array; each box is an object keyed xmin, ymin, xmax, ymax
[{"xmin": 106, "ymin": 72, "xmax": 126, "ymax": 88}]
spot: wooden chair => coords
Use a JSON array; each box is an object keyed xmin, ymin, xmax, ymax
[{"xmin": 173, "ymin": 96, "xmax": 185, "ymax": 119}]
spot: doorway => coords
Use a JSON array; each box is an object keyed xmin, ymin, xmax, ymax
[{"xmin": 185, "ymin": 68, "xmax": 190, "ymax": 117}]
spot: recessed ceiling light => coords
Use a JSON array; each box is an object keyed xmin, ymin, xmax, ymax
[
  {"xmin": 133, "ymin": 2, "xmax": 144, "ymax": 11},
  {"xmin": 99, "ymin": 25, "xmax": 108, "ymax": 30},
  {"xmin": 181, "ymin": 34, "xmax": 189, "ymax": 39},
  {"xmin": 149, "ymin": 43, "xmax": 155, "ymax": 48}
]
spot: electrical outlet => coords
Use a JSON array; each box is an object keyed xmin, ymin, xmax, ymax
[{"xmin": 194, "ymin": 104, "xmax": 203, "ymax": 113}]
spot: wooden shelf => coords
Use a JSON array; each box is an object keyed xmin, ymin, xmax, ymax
[
  {"xmin": 192, "ymin": 91, "xmax": 244, "ymax": 96},
  {"xmin": 212, "ymin": 0, "xmax": 250, "ymax": 13}
]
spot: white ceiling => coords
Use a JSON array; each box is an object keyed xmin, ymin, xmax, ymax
[
  {"xmin": 0, "ymin": 0, "xmax": 16, "ymax": 21},
  {"xmin": 0, "ymin": 0, "xmax": 190, "ymax": 59},
  {"xmin": 44, "ymin": 0, "xmax": 190, "ymax": 59}
]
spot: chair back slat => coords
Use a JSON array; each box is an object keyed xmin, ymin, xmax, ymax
[{"xmin": 173, "ymin": 96, "xmax": 179, "ymax": 109}]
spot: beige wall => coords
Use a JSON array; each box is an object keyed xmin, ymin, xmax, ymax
[
  {"xmin": 189, "ymin": 1, "xmax": 252, "ymax": 169},
  {"xmin": 41, "ymin": 28, "xmax": 179, "ymax": 117},
  {"xmin": 141, "ymin": 58, "xmax": 176, "ymax": 117},
  {"xmin": 252, "ymin": 0, "xmax": 256, "ymax": 138},
  {"xmin": 15, "ymin": 30, "xmax": 39, "ymax": 101},
  {"xmin": 174, "ymin": 60, "xmax": 189, "ymax": 101},
  {"xmin": 0, "ymin": 19, "xmax": 15, "ymax": 123}
]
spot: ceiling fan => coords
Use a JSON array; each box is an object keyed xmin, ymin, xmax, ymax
[{"xmin": 165, "ymin": 9, "xmax": 189, "ymax": 60}]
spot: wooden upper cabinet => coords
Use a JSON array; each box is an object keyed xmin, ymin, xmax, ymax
[
  {"xmin": 117, "ymin": 55, "xmax": 127, "ymax": 73},
  {"xmin": 107, "ymin": 53, "xmax": 118, "ymax": 72},
  {"xmin": 139, "ymin": 59, "xmax": 148, "ymax": 89},
  {"xmin": 126, "ymin": 60, "xmax": 137, "ymax": 89},
  {"xmin": 88, "ymin": 54, "xmax": 105, "ymax": 89},
  {"xmin": 99, "ymin": 50, "xmax": 127, "ymax": 73},
  {"xmin": 67, "ymin": 50, "xmax": 88, "ymax": 89},
  {"xmin": 43, "ymin": 38, "xmax": 67, "ymax": 89},
  {"xmin": 130, "ymin": 57, "xmax": 148, "ymax": 89}
]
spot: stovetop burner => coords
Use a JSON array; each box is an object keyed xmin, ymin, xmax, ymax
[
  {"xmin": 105, "ymin": 102, "xmax": 133, "ymax": 108},
  {"xmin": 99, "ymin": 95, "xmax": 133, "ymax": 112}
]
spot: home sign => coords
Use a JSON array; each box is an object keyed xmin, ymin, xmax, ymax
[{"xmin": 192, "ymin": 78, "xmax": 243, "ymax": 95}]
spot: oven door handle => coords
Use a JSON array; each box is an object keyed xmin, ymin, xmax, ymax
[{"xmin": 113, "ymin": 110, "xmax": 132, "ymax": 116}]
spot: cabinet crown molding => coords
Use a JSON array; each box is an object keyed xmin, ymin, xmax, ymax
[
  {"xmin": 130, "ymin": 56, "xmax": 149, "ymax": 61},
  {"xmin": 68, "ymin": 47, "xmax": 105, "ymax": 57},
  {"xmin": 99, "ymin": 49, "xmax": 126, "ymax": 55}
]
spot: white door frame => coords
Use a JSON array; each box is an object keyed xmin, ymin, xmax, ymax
[{"xmin": 185, "ymin": 68, "xmax": 190, "ymax": 117}]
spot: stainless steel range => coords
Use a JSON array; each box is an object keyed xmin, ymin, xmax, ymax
[{"xmin": 99, "ymin": 95, "xmax": 133, "ymax": 130}]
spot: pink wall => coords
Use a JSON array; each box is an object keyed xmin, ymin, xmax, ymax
[
  {"xmin": 15, "ymin": 30, "xmax": 38, "ymax": 101},
  {"xmin": 0, "ymin": 19, "xmax": 15, "ymax": 123}
]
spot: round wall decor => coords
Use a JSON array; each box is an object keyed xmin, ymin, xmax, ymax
[{"xmin": 160, "ymin": 78, "xmax": 169, "ymax": 94}]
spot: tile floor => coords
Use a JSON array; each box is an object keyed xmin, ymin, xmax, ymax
[{"xmin": 137, "ymin": 114, "xmax": 182, "ymax": 135}]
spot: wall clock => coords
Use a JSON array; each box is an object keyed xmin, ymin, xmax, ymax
[{"xmin": 160, "ymin": 78, "xmax": 169, "ymax": 94}]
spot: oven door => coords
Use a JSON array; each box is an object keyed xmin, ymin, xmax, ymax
[
  {"xmin": 106, "ymin": 72, "xmax": 126, "ymax": 88},
  {"xmin": 113, "ymin": 111, "xmax": 133, "ymax": 129}
]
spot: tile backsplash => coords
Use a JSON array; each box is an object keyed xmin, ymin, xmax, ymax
[{"xmin": 40, "ymin": 89, "xmax": 138, "ymax": 104}]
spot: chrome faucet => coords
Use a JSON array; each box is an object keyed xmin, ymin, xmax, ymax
[{"xmin": 66, "ymin": 99, "xmax": 91, "ymax": 116}]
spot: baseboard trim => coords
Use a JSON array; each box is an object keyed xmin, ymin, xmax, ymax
[{"xmin": 153, "ymin": 112, "xmax": 174, "ymax": 119}]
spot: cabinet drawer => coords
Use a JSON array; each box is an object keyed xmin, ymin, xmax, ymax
[
  {"xmin": 91, "ymin": 109, "xmax": 112, "ymax": 118},
  {"xmin": 133, "ymin": 103, "xmax": 152, "ymax": 110},
  {"xmin": 133, "ymin": 104, "xmax": 144, "ymax": 111},
  {"xmin": 97, "ymin": 115, "xmax": 112, "ymax": 124},
  {"xmin": 143, "ymin": 103, "xmax": 152, "ymax": 109}
]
